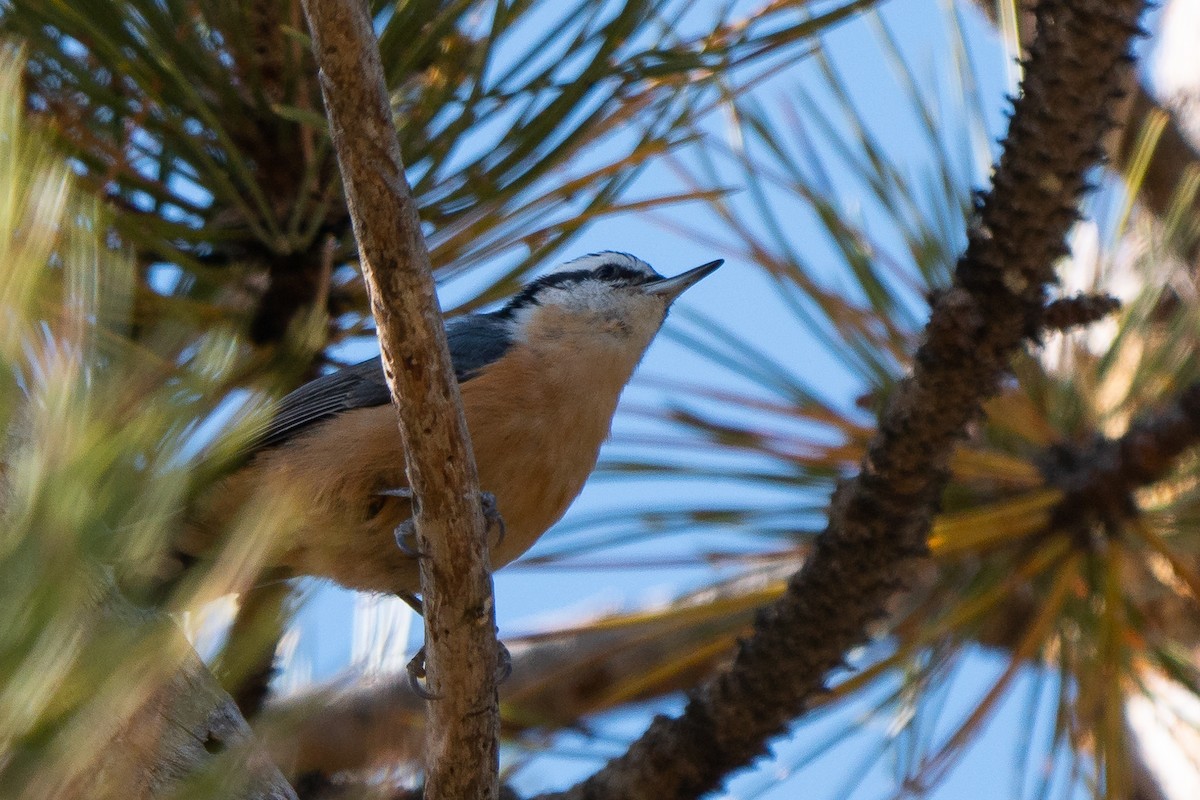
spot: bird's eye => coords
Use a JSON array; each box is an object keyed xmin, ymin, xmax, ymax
[{"xmin": 593, "ymin": 263, "xmax": 621, "ymax": 281}]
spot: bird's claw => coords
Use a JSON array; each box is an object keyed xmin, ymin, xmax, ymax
[
  {"xmin": 406, "ymin": 640, "xmax": 512, "ymax": 700},
  {"xmin": 480, "ymin": 491, "xmax": 506, "ymax": 548},
  {"xmin": 406, "ymin": 646, "xmax": 440, "ymax": 699},
  {"xmin": 388, "ymin": 489, "xmax": 501, "ymax": 555},
  {"xmin": 393, "ymin": 519, "xmax": 428, "ymax": 559},
  {"xmin": 378, "ymin": 487, "xmax": 429, "ymax": 560},
  {"xmin": 393, "ymin": 492, "xmax": 502, "ymax": 556},
  {"xmin": 495, "ymin": 640, "xmax": 512, "ymax": 683}
]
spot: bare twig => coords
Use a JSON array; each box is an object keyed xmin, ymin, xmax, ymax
[
  {"xmin": 298, "ymin": 1, "xmax": 499, "ymax": 799},
  {"xmin": 534, "ymin": 1, "xmax": 1146, "ymax": 798}
]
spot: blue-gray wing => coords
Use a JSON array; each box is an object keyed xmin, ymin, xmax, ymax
[
  {"xmin": 256, "ymin": 313, "xmax": 512, "ymax": 450},
  {"xmin": 444, "ymin": 313, "xmax": 514, "ymax": 382}
]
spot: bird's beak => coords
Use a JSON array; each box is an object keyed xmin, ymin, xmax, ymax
[{"xmin": 641, "ymin": 259, "xmax": 724, "ymax": 303}]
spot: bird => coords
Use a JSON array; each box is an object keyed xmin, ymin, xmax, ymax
[{"xmin": 174, "ymin": 251, "xmax": 722, "ymax": 600}]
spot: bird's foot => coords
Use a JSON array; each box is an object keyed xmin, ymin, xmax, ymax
[
  {"xmin": 391, "ymin": 491, "xmax": 503, "ymax": 557},
  {"xmin": 405, "ymin": 639, "xmax": 512, "ymax": 699},
  {"xmin": 495, "ymin": 639, "xmax": 513, "ymax": 683},
  {"xmin": 378, "ymin": 487, "xmax": 429, "ymax": 559},
  {"xmin": 480, "ymin": 491, "xmax": 506, "ymax": 548},
  {"xmin": 393, "ymin": 519, "xmax": 428, "ymax": 558},
  {"xmin": 406, "ymin": 645, "xmax": 439, "ymax": 699}
]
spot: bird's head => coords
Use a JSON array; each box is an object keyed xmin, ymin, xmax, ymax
[{"xmin": 497, "ymin": 252, "xmax": 722, "ymax": 361}]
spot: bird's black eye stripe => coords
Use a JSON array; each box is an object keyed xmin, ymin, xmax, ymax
[{"xmin": 497, "ymin": 262, "xmax": 657, "ymax": 317}]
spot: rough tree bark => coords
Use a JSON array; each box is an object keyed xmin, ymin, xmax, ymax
[
  {"xmin": 975, "ymin": 0, "xmax": 1200, "ymax": 263},
  {"xmin": 297, "ymin": 1, "xmax": 500, "ymax": 799}
]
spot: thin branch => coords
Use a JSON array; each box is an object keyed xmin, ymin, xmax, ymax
[
  {"xmin": 535, "ymin": 1, "xmax": 1146, "ymax": 798},
  {"xmin": 298, "ymin": 1, "xmax": 500, "ymax": 799}
]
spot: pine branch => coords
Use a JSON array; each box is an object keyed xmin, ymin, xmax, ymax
[
  {"xmin": 272, "ymin": 365, "xmax": 1200, "ymax": 780},
  {"xmin": 975, "ymin": 0, "xmax": 1200, "ymax": 264},
  {"xmin": 1041, "ymin": 293, "xmax": 1121, "ymax": 331},
  {"xmin": 298, "ymin": 1, "xmax": 499, "ymax": 799},
  {"xmin": 535, "ymin": 1, "xmax": 1146, "ymax": 798},
  {"xmin": 1044, "ymin": 383, "xmax": 1200, "ymax": 526}
]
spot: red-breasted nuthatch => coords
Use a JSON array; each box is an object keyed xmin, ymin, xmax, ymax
[{"xmin": 177, "ymin": 252, "xmax": 722, "ymax": 597}]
